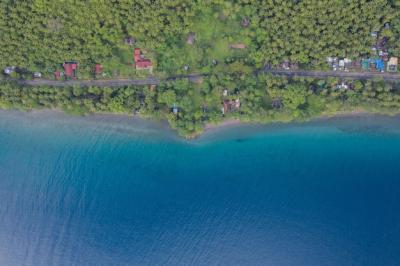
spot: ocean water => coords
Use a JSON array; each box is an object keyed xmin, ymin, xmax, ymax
[{"xmin": 0, "ymin": 111, "xmax": 400, "ymax": 266}]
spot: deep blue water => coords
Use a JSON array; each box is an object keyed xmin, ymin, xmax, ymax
[{"xmin": 0, "ymin": 111, "xmax": 400, "ymax": 266}]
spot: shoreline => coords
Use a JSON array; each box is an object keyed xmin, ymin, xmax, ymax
[
  {"xmin": 1, "ymin": 108, "xmax": 400, "ymax": 139},
  {"xmin": 202, "ymin": 110, "xmax": 397, "ymax": 133}
]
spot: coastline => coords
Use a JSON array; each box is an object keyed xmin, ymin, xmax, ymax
[
  {"xmin": 202, "ymin": 109, "xmax": 399, "ymax": 134},
  {"xmin": 1, "ymin": 108, "xmax": 400, "ymax": 139}
]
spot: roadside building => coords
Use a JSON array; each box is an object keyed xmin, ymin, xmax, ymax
[
  {"xmin": 54, "ymin": 71, "xmax": 62, "ymax": 80},
  {"xmin": 223, "ymin": 100, "xmax": 231, "ymax": 113},
  {"xmin": 222, "ymin": 99, "xmax": 241, "ymax": 113},
  {"xmin": 172, "ymin": 104, "xmax": 178, "ymax": 115},
  {"xmin": 33, "ymin": 72, "xmax": 42, "ymax": 79},
  {"xmin": 134, "ymin": 48, "xmax": 142, "ymax": 62},
  {"xmin": 241, "ymin": 18, "xmax": 250, "ymax": 28},
  {"xmin": 125, "ymin": 37, "xmax": 135, "ymax": 46},
  {"xmin": 290, "ymin": 62, "xmax": 299, "ymax": 70},
  {"xmin": 379, "ymin": 50, "xmax": 389, "ymax": 61},
  {"xmin": 234, "ymin": 98, "xmax": 241, "ymax": 109},
  {"xmin": 361, "ymin": 59, "xmax": 370, "ymax": 71},
  {"xmin": 352, "ymin": 60, "xmax": 361, "ymax": 69},
  {"xmin": 136, "ymin": 59, "xmax": 153, "ymax": 70},
  {"xmin": 134, "ymin": 48, "xmax": 153, "ymax": 71},
  {"xmin": 229, "ymin": 43, "xmax": 246, "ymax": 49},
  {"xmin": 281, "ymin": 60, "xmax": 290, "ymax": 70},
  {"xmin": 337, "ymin": 82, "xmax": 349, "ymax": 90},
  {"xmin": 327, "ymin": 57, "xmax": 338, "ymax": 71},
  {"xmin": 94, "ymin": 64, "xmax": 102, "ymax": 75},
  {"xmin": 374, "ymin": 59, "xmax": 385, "ymax": 72},
  {"xmin": 272, "ymin": 98, "xmax": 283, "ymax": 109},
  {"xmin": 63, "ymin": 61, "xmax": 78, "ymax": 79},
  {"xmin": 3, "ymin": 66, "xmax": 15, "ymax": 75},
  {"xmin": 344, "ymin": 58, "xmax": 352, "ymax": 69},
  {"xmin": 339, "ymin": 59, "xmax": 344, "ymax": 69},
  {"xmin": 387, "ymin": 57, "xmax": 398, "ymax": 72},
  {"xmin": 187, "ymin": 32, "xmax": 195, "ymax": 45}
]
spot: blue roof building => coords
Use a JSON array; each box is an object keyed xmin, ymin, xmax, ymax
[
  {"xmin": 172, "ymin": 103, "xmax": 178, "ymax": 115},
  {"xmin": 375, "ymin": 59, "xmax": 385, "ymax": 72}
]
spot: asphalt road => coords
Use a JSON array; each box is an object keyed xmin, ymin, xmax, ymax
[
  {"xmin": 14, "ymin": 69, "xmax": 400, "ymax": 88},
  {"xmin": 267, "ymin": 69, "xmax": 400, "ymax": 81}
]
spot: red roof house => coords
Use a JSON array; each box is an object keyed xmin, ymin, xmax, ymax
[
  {"xmin": 94, "ymin": 64, "xmax": 102, "ymax": 75},
  {"xmin": 134, "ymin": 48, "xmax": 153, "ymax": 70},
  {"xmin": 54, "ymin": 71, "xmax": 61, "ymax": 80},
  {"xmin": 63, "ymin": 61, "xmax": 77, "ymax": 78},
  {"xmin": 136, "ymin": 59, "xmax": 153, "ymax": 69},
  {"xmin": 134, "ymin": 48, "xmax": 142, "ymax": 62}
]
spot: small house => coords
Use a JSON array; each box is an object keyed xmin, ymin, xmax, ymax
[
  {"xmin": 387, "ymin": 57, "xmax": 398, "ymax": 72},
  {"xmin": 374, "ymin": 59, "xmax": 385, "ymax": 72},
  {"xmin": 125, "ymin": 37, "xmax": 135, "ymax": 46},
  {"xmin": 377, "ymin": 37, "xmax": 388, "ymax": 50},
  {"xmin": 94, "ymin": 64, "xmax": 102, "ymax": 75},
  {"xmin": 134, "ymin": 48, "xmax": 153, "ymax": 71},
  {"xmin": 337, "ymin": 82, "xmax": 349, "ymax": 90},
  {"xmin": 54, "ymin": 71, "xmax": 62, "ymax": 80},
  {"xmin": 33, "ymin": 72, "xmax": 42, "ymax": 79},
  {"xmin": 338, "ymin": 59, "xmax": 345, "ymax": 70},
  {"xmin": 281, "ymin": 61, "xmax": 290, "ymax": 70},
  {"xmin": 63, "ymin": 61, "xmax": 78, "ymax": 79},
  {"xmin": 229, "ymin": 43, "xmax": 246, "ymax": 49},
  {"xmin": 187, "ymin": 32, "xmax": 195, "ymax": 45},
  {"xmin": 134, "ymin": 48, "xmax": 142, "ymax": 62},
  {"xmin": 136, "ymin": 60, "xmax": 153, "ymax": 70},
  {"xmin": 361, "ymin": 59, "xmax": 370, "ymax": 71},
  {"xmin": 351, "ymin": 60, "xmax": 361, "ymax": 69},
  {"xmin": 327, "ymin": 57, "xmax": 338, "ymax": 71},
  {"xmin": 234, "ymin": 98, "xmax": 241, "ymax": 109},
  {"xmin": 272, "ymin": 99, "xmax": 283, "ymax": 109},
  {"xmin": 222, "ymin": 99, "xmax": 241, "ymax": 113},
  {"xmin": 379, "ymin": 50, "xmax": 389, "ymax": 61},
  {"xmin": 172, "ymin": 104, "xmax": 178, "ymax": 115},
  {"xmin": 3, "ymin": 66, "xmax": 15, "ymax": 75},
  {"xmin": 290, "ymin": 62, "xmax": 299, "ymax": 70},
  {"xmin": 371, "ymin": 31, "xmax": 378, "ymax": 38},
  {"xmin": 241, "ymin": 18, "xmax": 250, "ymax": 28},
  {"xmin": 223, "ymin": 100, "xmax": 231, "ymax": 113},
  {"xmin": 341, "ymin": 58, "xmax": 352, "ymax": 71}
]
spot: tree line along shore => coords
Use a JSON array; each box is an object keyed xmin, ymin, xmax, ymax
[{"xmin": 1, "ymin": 74, "xmax": 400, "ymax": 137}]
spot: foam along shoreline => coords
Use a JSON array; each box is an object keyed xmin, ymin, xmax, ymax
[
  {"xmin": 0, "ymin": 109, "xmax": 179, "ymax": 141},
  {"xmin": 1, "ymin": 108, "xmax": 400, "ymax": 140}
]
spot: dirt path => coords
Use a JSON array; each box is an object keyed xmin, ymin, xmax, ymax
[{"xmin": 14, "ymin": 70, "xmax": 400, "ymax": 88}]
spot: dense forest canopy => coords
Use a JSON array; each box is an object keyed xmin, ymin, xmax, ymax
[{"xmin": 1, "ymin": 0, "xmax": 399, "ymax": 76}]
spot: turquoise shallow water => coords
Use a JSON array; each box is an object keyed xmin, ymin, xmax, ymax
[{"xmin": 0, "ymin": 111, "xmax": 400, "ymax": 266}]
